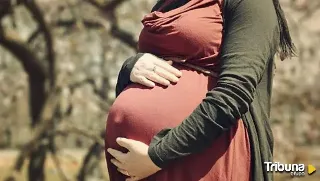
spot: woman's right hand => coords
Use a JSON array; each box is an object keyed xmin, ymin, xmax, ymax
[{"xmin": 130, "ymin": 53, "xmax": 182, "ymax": 87}]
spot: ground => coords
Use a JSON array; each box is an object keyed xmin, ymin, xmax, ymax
[
  {"xmin": 0, "ymin": 149, "xmax": 109, "ymax": 181},
  {"xmin": 0, "ymin": 149, "xmax": 319, "ymax": 181}
]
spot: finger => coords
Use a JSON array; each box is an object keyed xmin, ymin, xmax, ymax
[
  {"xmin": 107, "ymin": 148, "xmax": 126, "ymax": 161},
  {"xmin": 133, "ymin": 76, "xmax": 156, "ymax": 88},
  {"xmin": 144, "ymin": 71, "xmax": 170, "ymax": 86},
  {"xmin": 166, "ymin": 60, "xmax": 173, "ymax": 65},
  {"xmin": 116, "ymin": 137, "xmax": 134, "ymax": 151},
  {"xmin": 111, "ymin": 159, "xmax": 125, "ymax": 170},
  {"xmin": 117, "ymin": 168, "xmax": 130, "ymax": 176},
  {"xmin": 154, "ymin": 60, "xmax": 182, "ymax": 77},
  {"xmin": 153, "ymin": 66, "xmax": 179, "ymax": 83}
]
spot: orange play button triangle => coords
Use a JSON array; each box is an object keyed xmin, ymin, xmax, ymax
[{"xmin": 308, "ymin": 165, "xmax": 316, "ymax": 175}]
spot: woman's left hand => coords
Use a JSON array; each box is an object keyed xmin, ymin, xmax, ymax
[{"xmin": 107, "ymin": 138, "xmax": 162, "ymax": 181}]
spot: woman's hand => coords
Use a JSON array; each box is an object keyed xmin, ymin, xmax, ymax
[
  {"xmin": 107, "ymin": 138, "xmax": 161, "ymax": 181},
  {"xmin": 130, "ymin": 53, "xmax": 183, "ymax": 87}
]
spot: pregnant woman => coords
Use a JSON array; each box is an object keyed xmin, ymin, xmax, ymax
[{"xmin": 106, "ymin": 0, "xmax": 295, "ymax": 181}]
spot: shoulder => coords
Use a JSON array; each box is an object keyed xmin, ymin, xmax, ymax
[
  {"xmin": 222, "ymin": 0, "xmax": 278, "ymax": 25},
  {"xmin": 223, "ymin": 0, "xmax": 276, "ymax": 14}
]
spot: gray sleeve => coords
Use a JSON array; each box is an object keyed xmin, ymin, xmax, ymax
[{"xmin": 115, "ymin": 53, "xmax": 144, "ymax": 97}]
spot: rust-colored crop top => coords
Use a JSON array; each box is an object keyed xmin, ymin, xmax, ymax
[{"xmin": 138, "ymin": 0, "xmax": 223, "ymax": 68}]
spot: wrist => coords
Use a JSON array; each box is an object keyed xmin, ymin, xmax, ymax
[{"xmin": 148, "ymin": 143, "xmax": 165, "ymax": 169}]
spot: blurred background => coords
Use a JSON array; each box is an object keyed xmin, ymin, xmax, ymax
[{"xmin": 0, "ymin": 0, "xmax": 319, "ymax": 181}]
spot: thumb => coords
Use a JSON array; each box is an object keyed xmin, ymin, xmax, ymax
[
  {"xmin": 166, "ymin": 60, "xmax": 173, "ymax": 65},
  {"xmin": 116, "ymin": 137, "xmax": 133, "ymax": 150}
]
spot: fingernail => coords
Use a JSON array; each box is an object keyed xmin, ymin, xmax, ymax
[
  {"xmin": 176, "ymin": 73, "xmax": 182, "ymax": 78},
  {"xmin": 108, "ymin": 148, "xmax": 113, "ymax": 153}
]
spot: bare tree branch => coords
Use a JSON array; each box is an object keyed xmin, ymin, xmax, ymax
[
  {"xmin": 84, "ymin": 0, "xmax": 128, "ymax": 12},
  {"xmin": 77, "ymin": 131, "xmax": 105, "ymax": 181},
  {"xmin": 53, "ymin": 17, "xmax": 138, "ymax": 50},
  {"xmin": 83, "ymin": 0, "xmax": 138, "ymax": 49},
  {"xmin": 0, "ymin": 0, "xmax": 12, "ymax": 19},
  {"xmin": 27, "ymin": 28, "xmax": 42, "ymax": 43},
  {"xmin": 24, "ymin": 0, "xmax": 56, "ymax": 87},
  {"xmin": 49, "ymin": 149, "xmax": 72, "ymax": 181},
  {"xmin": 0, "ymin": 31, "xmax": 46, "ymax": 79},
  {"xmin": 57, "ymin": 123, "xmax": 104, "ymax": 146},
  {"xmin": 4, "ymin": 90, "xmax": 61, "ymax": 181}
]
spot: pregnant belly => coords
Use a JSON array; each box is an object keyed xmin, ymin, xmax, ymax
[
  {"xmin": 105, "ymin": 67, "xmax": 252, "ymax": 181},
  {"xmin": 106, "ymin": 66, "xmax": 217, "ymax": 145}
]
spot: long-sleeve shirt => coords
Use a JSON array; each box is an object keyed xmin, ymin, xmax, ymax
[{"xmin": 115, "ymin": 0, "xmax": 279, "ymax": 180}]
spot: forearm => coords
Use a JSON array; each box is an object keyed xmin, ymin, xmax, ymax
[{"xmin": 148, "ymin": 101, "xmax": 229, "ymax": 167}]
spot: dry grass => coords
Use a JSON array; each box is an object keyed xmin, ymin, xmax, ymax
[{"xmin": 0, "ymin": 149, "xmax": 109, "ymax": 181}]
